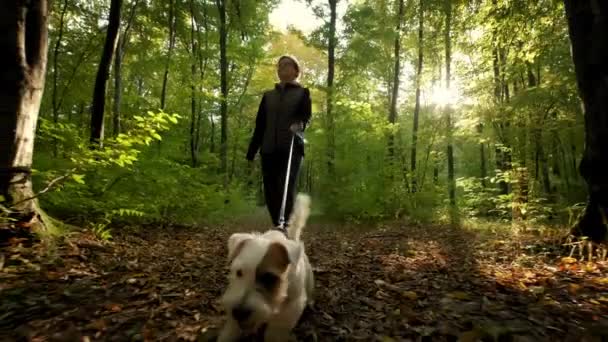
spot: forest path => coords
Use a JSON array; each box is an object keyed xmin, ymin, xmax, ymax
[{"xmin": 1, "ymin": 220, "xmax": 607, "ymax": 341}]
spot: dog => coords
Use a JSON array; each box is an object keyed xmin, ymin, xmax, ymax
[{"xmin": 217, "ymin": 193, "xmax": 314, "ymax": 342}]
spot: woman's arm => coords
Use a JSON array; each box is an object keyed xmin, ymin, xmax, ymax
[
  {"xmin": 246, "ymin": 95, "xmax": 266, "ymax": 161},
  {"xmin": 301, "ymin": 88, "xmax": 312, "ymax": 130},
  {"xmin": 291, "ymin": 88, "xmax": 312, "ymax": 132}
]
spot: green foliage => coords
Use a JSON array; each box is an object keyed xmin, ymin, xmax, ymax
[{"xmin": 32, "ymin": 0, "xmax": 587, "ymax": 232}]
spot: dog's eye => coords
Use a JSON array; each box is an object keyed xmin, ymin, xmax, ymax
[
  {"xmin": 257, "ymin": 272, "xmax": 278, "ymax": 288},
  {"xmin": 236, "ymin": 269, "xmax": 243, "ymax": 277}
]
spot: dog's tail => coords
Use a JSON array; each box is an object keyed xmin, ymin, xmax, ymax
[{"xmin": 287, "ymin": 193, "xmax": 311, "ymax": 241}]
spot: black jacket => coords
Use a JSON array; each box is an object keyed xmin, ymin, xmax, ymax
[{"xmin": 246, "ymin": 82, "xmax": 312, "ymax": 160}]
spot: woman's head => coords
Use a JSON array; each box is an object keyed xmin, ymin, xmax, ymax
[{"xmin": 277, "ymin": 55, "xmax": 300, "ymax": 83}]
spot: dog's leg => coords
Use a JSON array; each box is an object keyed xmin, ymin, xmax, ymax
[
  {"xmin": 305, "ymin": 259, "xmax": 315, "ymax": 307},
  {"xmin": 264, "ymin": 299, "xmax": 306, "ymax": 342},
  {"xmin": 217, "ymin": 318, "xmax": 242, "ymax": 342}
]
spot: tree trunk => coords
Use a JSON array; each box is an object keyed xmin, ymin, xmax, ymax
[
  {"xmin": 190, "ymin": 0, "xmax": 199, "ymax": 167},
  {"xmin": 112, "ymin": 0, "xmax": 138, "ymax": 137},
  {"xmin": 51, "ymin": 0, "xmax": 69, "ymax": 156},
  {"xmin": 564, "ymin": 0, "xmax": 608, "ymax": 242},
  {"xmin": 444, "ymin": 0, "xmax": 455, "ymax": 206},
  {"xmin": 160, "ymin": 0, "xmax": 177, "ymax": 111},
  {"xmin": 90, "ymin": 0, "xmax": 122, "ymax": 147},
  {"xmin": 216, "ymin": 0, "xmax": 228, "ymax": 185},
  {"xmin": 478, "ymin": 123, "xmax": 487, "ymax": 187},
  {"xmin": 112, "ymin": 35, "xmax": 123, "ymax": 136},
  {"xmin": 0, "ymin": 0, "xmax": 49, "ymax": 228},
  {"xmin": 410, "ymin": 0, "xmax": 424, "ymax": 192},
  {"xmin": 326, "ymin": 0, "xmax": 338, "ymax": 177},
  {"xmin": 388, "ymin": 0, "xmax": 405, "ymax": 158}
]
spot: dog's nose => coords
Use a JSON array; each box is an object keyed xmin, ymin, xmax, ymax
[{"xmin": 232, "ymin": 306, "xmax": 252, "ymax": 321}]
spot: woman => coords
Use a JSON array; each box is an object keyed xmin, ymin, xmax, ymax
[{"xmin": 246, "ymin": 55, "xmax": 312, "ymax": 228}]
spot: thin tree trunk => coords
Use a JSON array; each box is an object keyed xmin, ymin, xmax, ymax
[
  {"xmin": 112, "ymin": 35, "xmax": 123, "ymax": 136},
  {"xmin": 326, "ymin": 0, "xmax": 338, "ymax": 177},
  {"xmin": 51, "ymin": 0, "xmax": 69, "ymax": 156},
  {"xmin": 444, "ymin": 0, "xmax": 455, "ymax": 206},
  {"xmin": 410, "ymin": 0, "xmax": 424, "ymax": 192},
  {"xmin": 112, "ymin": 0, "xmax": 138, "ymax": 137},
  {"xmin": 216, "ymin": 0, "xmax": 228, "ymax": 185},
  {"xmin": 388, "ymin": 0, "xmax": 405, "ymax": 158},
  {"xmin": 478, "ymin": 123, "xmax": 487, "ymax": 187},
  {"xmin": 564, "ymin": 0, "xmax": 608, "ymax": 242},
  {"xmin": 0, "ymin": 0, "xmax": 49, "ymax": 227},
  {"xmin": 90, "ymin": 0, "xmax": 122, "ymax": 147},
  {"xmin": 190, "ymin": 0, "xmax": 199, "ymax": 167},
  {"xmin": 160, "ymin": 0, "xmax": 176, "ymax": 111}
]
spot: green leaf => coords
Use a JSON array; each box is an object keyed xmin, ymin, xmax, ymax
[{"xmin": 71, "ymin": 174, "xmax": 86, "ymax": 184}]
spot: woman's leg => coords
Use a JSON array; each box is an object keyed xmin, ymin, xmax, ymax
[{"xmin": 261, "ymin": 154, "xmax": 280, "ymax": 226}]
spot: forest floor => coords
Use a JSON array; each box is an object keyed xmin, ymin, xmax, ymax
[{"xmin": 1, "ymin": 215, "xmax": 608, "ymax": 342}]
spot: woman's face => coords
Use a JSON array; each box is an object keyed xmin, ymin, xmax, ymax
[{"xmin": 277, "ymin": 58, "xmax": 298, "ymax": 82}]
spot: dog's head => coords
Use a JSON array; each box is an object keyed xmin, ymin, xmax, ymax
[{"xmin": 220, "ymin": 231, "xmax": 302, "ymax": 332}]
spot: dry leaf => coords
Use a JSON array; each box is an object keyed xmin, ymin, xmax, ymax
[
  {"xmin": 567, "ymin": 283, "xmax": 581, "ymax": 295},
  {"xmin": 402, "ymin": 291, "xmax": 418, "ymax": 301},
  {"xmin": 106, "ymin": 304, "xmax": 122, "ymax": 312},
  {"xmin": 593, "ymin": 277, "xmax": 608, "ymax": 285},
  {"xmin": 560, "ymin": 257, "xmax": 577, "ymax": 264},
  {"xmin": 448, "ymin": 291, "xmax": 471, "ymax": 300}
]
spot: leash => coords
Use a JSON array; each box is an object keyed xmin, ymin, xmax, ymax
[{"xmin": 276, "ymin": 130, "xmax": 303, "ymax": 234}]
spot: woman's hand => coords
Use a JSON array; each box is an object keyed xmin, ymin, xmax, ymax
[{"xmin": 290, "ymin": 122, "xmax": 304, "ymax": 133}]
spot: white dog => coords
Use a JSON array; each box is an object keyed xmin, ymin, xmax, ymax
[{"xmin": 218, "ymin": 193, "xmax": 314, "ymax": 342}]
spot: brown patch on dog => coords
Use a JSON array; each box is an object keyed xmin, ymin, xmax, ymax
[
  {"xmin": 228, "ymin": 238, "xmax": 250, "ymax": 263},
  {"xmin": 256, "ymin": 242, "xmax": 291, "ymax": 305}
]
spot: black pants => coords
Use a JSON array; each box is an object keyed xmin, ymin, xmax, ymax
[{"xmin": 261, "ymin": 151, "xmax": 303, "ymax": 226}]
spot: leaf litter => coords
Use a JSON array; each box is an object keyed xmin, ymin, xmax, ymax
[{"xmin": 0, "ymin": 223, "xmax": 607, "ymax": 341}]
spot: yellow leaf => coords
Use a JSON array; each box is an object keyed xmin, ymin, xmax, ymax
[
  {"xmin": 584, "ymin": 262, "xmax": 597, "ymax": 272},
  {"xmin": 539, "ymin": 296, "xmax": 559, "ymax": 306},
  {"xmin": 593, "ymin": 277, "xmax": 608, "ymax": 285},
  {"xmin": 597, "ymin": 297, "xmax": 608, "ymax": 304},
  {"xmin": 561, "ymin": 257, "xmax": 577, "ymax": 264},
  {"xmin": 458, "ymin": 329, "xmax": 482, "ymax": 342},
  {"xmin": 589, "ymin": 299, "xmax": 601, "ymax": 305},
  {"xmin": 402, "ymin": 291, "xmax": 418, "ymax": 301},
  {"xmin": 568, "ymin": 283, "xmax": 582, "ymax": 295},
  {"xmin": 448, "ymin": 291, "xmax": 471, "ymax": 300},
  {"xmin": 381, "ymin": 336, "xmax": 396, "ymax": 342}
]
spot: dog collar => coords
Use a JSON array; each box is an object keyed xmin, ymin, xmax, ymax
[{"xmin": 273, "ymin": 226, "xmax": 288, "ymax": 236}]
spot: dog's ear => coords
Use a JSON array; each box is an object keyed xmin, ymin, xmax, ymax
[
  {"xmin": 260, "ymin": 242, "xmax": 291, "ymax": 273},
  {"xmin": 227, "ymin": 233, "xmax": 252, "ymax": 262}
]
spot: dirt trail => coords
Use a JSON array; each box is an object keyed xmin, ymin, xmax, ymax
[{"xmin": 1, "ymin": 222, "xmax": 607, "ymax": 341}]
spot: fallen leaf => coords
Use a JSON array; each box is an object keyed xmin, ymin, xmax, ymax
[
  {"xmin": 567, "ymin": 283, "xmax": 581, "ymax": 295},
  {"xmin": 402, "ymin": 291, "xmax": 418, "ymax": 300},
  {"xmin": 458, "ymin": 329, "xmax": 482, "ymax": 342},
  {"xmin": 593, "ymin": 277, "xmax": 608, "ymax": 285},
  {"xmin": 561, "ymin": 257, "xmax": 577, "ymax": 264},
  {"xmin": 106, "ymin": 304, "xmax": 122, "ymax": 312},
  {"xmin": 539, "ymin": 296, "xmax": 559, "ymax": 306},
  {"xmin": 448, "ymin": 291, "xmax": 471, "ymax": 300}
]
